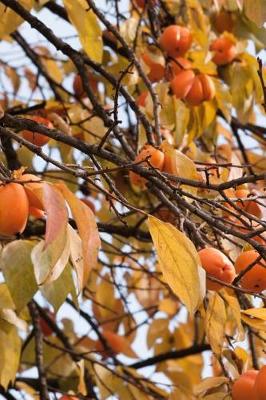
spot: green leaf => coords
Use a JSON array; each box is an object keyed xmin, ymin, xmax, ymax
[
  {"xmin": 0, "ymin": 240, "xmax": 37, "ymax": 312},
  {"xmin": 147, "ymin": 216, "xmax": 205, "ymax": 315},
  {"xmin": 63, "ymin": 0, "xmax": 103, "ymax": 63}
]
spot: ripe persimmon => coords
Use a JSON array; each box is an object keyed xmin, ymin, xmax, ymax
[
  {"xmin": 235, "ymin": 250, "xmax": 266, "ymax": 293},
  {"xmin": 198, "ymin": 74, "xmax": 216, "ymax": 102},
  {"xmin": 166, "ymin": 57, "xmax": 192, "ymax": 80},
  {"xmin": 159, "ymin": 25, "xmax": 192, "ymax": 57},
  {"xmin": 254, "ymin": 365, "xmax": 266, "ymax": 400},
  {"xmin": 232, "ymin": 370, "xmax": 259, "ymax": 400},
  {"xmin": 214, "ymin": 10, "xmax": 234, "ymax": 33},
  {"xmin": 19, "ymin": 173, "xmax": 44, "ymax": 210},
  {"xmin": 198, "ymin": 247, "xmax": 236, "ymax": 291},
  {"xmin": 210, "ymin": 36, "xmax": 237, "ymax": 65},
  {"xmin": 136, "ymin": 91, "xmax": 148, "ymax": 107},
  {"xmin": 73, "ymin": 72, "xmax": 98, "ymax": 98},
  {"xmin": 141, "ymin": 53, "xmax": 165, "ymax": 82},
  {"xmin": 0, "ymin": 182, "xmax": 29, "ymax": 236},
  {"xmin": 129, "ymin": 144, "xmax": 165, "ymax": 188},
  {"xmin": 186, "ymin": 74, "xmax": 216, "ymax": 105},
  {"xmin": 21, "ymin": 116, "xmax": 53, "ymax": 147},
  {"xmin": 58, "ymin": 396, "xmax": 78, "ymax": 400},
  {"xmin": 171, "ymin": 71, "xmax": 215, "ymax": 105},
  {"xmin": 29, "ymin": 206, "xmax": 45, "ymax": 219},
  {"xmin": 170, "ymin": 69, "xmax": 195, "ymax": 99},
  {"xmin": 235, "ymin": 189, "xmax": 263, "ymax": 219}
]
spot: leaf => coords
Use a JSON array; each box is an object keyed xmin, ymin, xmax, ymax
[
  {"xmin": 241, "ymin": 308, "xmax": 266, "ymax": 330},
  {"xmin": 31, "ymin": 183, "xmax": 68, "ymax": 285},
  {"xmin": 0, "ymin": 326, "xmax": 21, "ymax": 389},
  {"xmin": 0, "ymin": 309, "xmax": 27, "ymax": 331},
  {"xmin": 0, "ymin": 0, "xmax": 33, "ymax": 38},
  {"xmin": 160, "ymin": 141, "xmax": 202, "ymax": 198},
  {"xmin": 32, "ymin": 235, "xmax": 70, "ymax": 286},
  {"xmin": 57, "ymin": 183, "xmax": 101, "ymax": 288},
  {"xmin": 41, "ymin": 263, "xmax": 77, "ymax": 312},
  {"xmin": 222, "ymin": 289, "xmax": 244, "ymax": 341},
  {"xmin": 242, "ymin": 307, "xmax": 266, "ymax": 320},
  {"xmin": 63, "ymin": 0, "xmax": 103, "ymax": 62},
  {"xmin": 205, "ymin": 292, "xmax": 227, "ymax": 355},
  {"xmin": 244, "ymin": 0, "xmax": 266, "ymax": 27},
  {"xmin": 0, "ymin": 240, "xmax": 37, "ymax": 312},
  {"xmin": 0, "ymin": 283, "xmax": 15, "ymax": 309},
  {"xmin": 68, "ymin": 225, "xmax": 84, "ymax": 293},
  {"xmin": 194, "ymin": 376, "xmax": 229, "ymax": 396},
  {"xmin": 148, "ymin": 216, "xmax": 205, "ymax": 315}
]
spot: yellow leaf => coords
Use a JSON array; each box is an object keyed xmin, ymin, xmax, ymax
[
  {"xmin": 0, "ymin": 0, "xmax": 33, "ymax": 38},
  {"xmin": 222, "ymin": 289, "xmax": 245, "ymax": 341},
  {"xmin": 1, "ymin": 240, "xmax": 37, "ymax": 312},
  {"xmin": 242, "ymin": 308, "xmax": 266, "ymax": 320},
  {"xmin": 205, "ymin": 292, "xmax": 227, "ymax": 355},
  {"xmin": 194, "ymin": 376, "xmax": 229, "ymax": 397},
  {"xmin": 0, "ymin": 326, "xmax": 21, "ymax": 389},
  {"xmin": 63, "ymin": 0, "xmax": 103, "ymax": 63},
  {"xmin": 148, "ymin": 216, "xmax": 205, "ymax": 315}
]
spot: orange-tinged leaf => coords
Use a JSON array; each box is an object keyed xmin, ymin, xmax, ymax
[
  {"xmin": 57, "ymin": 183, "xmax": 100, "ymax": 288},
  {"xmin": 31, "ymin": 183, "xmax": 68, "ymax": 285},
  {"xmin": 148, "ymin": 216, "xmax": 205, "ymax": 315}
]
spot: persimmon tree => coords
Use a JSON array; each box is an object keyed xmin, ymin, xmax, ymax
[{"xmin": 0, "ymin": 0, "xmax": 265, "ymax": 399}]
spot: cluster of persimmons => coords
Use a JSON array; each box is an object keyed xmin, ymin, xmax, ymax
[{"xmin": 129, "ymin": 143, "xmax": 266, "ymax": 294}]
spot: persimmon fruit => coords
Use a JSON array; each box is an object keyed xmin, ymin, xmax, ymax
[
  {"xmin": 170, "ymin": 69, "xmax": 195, "ymax": 99},
  {"xmin": 171, "ymin": 71, "xmax": 215, "ymax": 105},
  {"xmin": 235, "ymin": 189, "xmax": 263, "ymax": 219},
  {"xmin": 159, "ymin": 25, "xmax": 192, "ymax": 57},
  {"xmin": 198, "ymin": 247, "xmax": 236, "ymax": 291},
  {"xmin": 73, "ymin": 73, "xmax": 98, "ymax": 98},
  {"xmin": 21, "ymin": 116, "xmax": 53, "ymax": 147},
  {"xmin": 129, "ymin": 144, "xmax": 165, "ymax": 188},
  {"xmin": 29, "ymin": 206, "xmax": 45, "ymax": 219},
  {"xmin": 235, "ymin": 250, "xmax": 266, "ymax": 293},
  {"xmin": 254, "ymin": 365, "xmax": 266, "ymax": 400},
  {"xmin": 19, "ymin": 173, "xmax": 44, "ymax": 211},
  {"xmin": 232, "ymin": 369, "xmax": 259, "ymax": 400},
  {"xmin": 59, "ymin": 396, "xmax": 78, "ymax": 400},
  {"xmin": 141, "ymin": 53, "xmax": 165, "ymax": 82},
  {"xmin": 0, "ymin": 183, "xmax": 29, "ymax": 236},
  {"xmin": 210, "ymin": 36, "xmax": 237, "ymax": 65}
]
